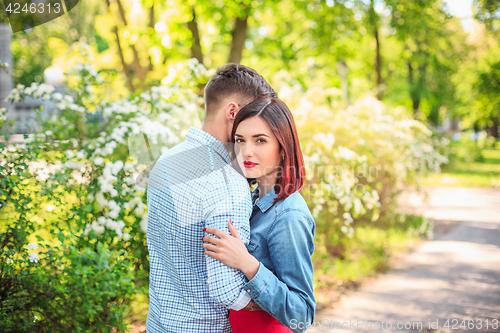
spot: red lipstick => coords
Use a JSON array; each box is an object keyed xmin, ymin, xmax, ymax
[{"xmin": 243, "ymin": 161, "xmax": 258, "ymax": 168}]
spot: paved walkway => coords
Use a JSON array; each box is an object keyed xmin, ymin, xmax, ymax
[{"xmin": 309, "ymin": 187, "xmax": 500, "ymax": 333}]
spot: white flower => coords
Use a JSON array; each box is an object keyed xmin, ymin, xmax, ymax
[
  {"xmin": 28, "ymin": 242, "xmax": 38, "ymax": 250},
  {"xmin": 108, "ymin": 210, "xmax": 119, "ymax": 219},
  {"xmin": 342, "ymin": 212, "xmax": 354, "ymax": 224},
  {"xmin": 140, "ymin": 92, "xmax": 151, "ymax": 101},
  {"xmin": 66, "ymin": 150, "xmax": 75, "ymax": 158},
  {"xmin": 91, "ymin": 221, "xmax": 105, "ymax": 234},
  {"xmin": 123, "ymin": 233, "xmax": 130, "ymax": 241},
  {"xmin": 124, "ymin": 163, "xmax": 134, "ymax": 171},
  {"xmin": 29, "ymin": 253, "xmax": 39, "ymax": 263},
  {"xmin": 111, "ymin": 160, "xmax": 123, "ymax": 175},
  {"xmin": 6, "ymin": 258, "xmax": 14, "ymax": 264},
  {"xmin": 118, "ymin": 220, "xmax": 125, "ymax": 229},
  {"xmin": 83, "ymin": 223, "xmax": 92, "ymax": 235},
  {"xmin": 94, "ymin": 157, "xmax": 104, "ymax": 165},
  {"xmin": 95, "ymin": 192, "xmax": 107, "ymax": 209},
  {"xmin": 337, "ymin": 146, "xmax": 357, "ymax": 161},
  {"xmin": 72, "ymin": 64, "xmax": 83, "ymax": 72},
  {"xmin": 124, "ymin": 177, "xmax": 133, "ymax": 185},
  {"xmin": 140, "ymin": 213, "xmax": 148, "ymax": 233},
  {"xmin": 76, "ymin": 150, "xmax": 86, "ymax": 159},
  {"xmin": 53, "ymin": 93, "xmax": 63, "ymax": 101}
]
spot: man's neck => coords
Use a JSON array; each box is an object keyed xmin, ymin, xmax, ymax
[{"xmin": 201, "ymin": 120, "xmax": 229, "ymax": 143}]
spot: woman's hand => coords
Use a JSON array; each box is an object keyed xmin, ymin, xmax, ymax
[{"xmin": 203, "ymin": 220, "xmax": 260, "ymax": 281}]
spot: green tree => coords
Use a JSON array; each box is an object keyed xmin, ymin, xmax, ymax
[
  {"xmin": 454, "ymin": 24, "xmax": 500, "ymax": 137},
  {"xmin": 474, "ymin": 0, "xmax": 500, "ymax": 33},
  {"xmin": 385, "ymin": 0, "xmax": 468, "ymax": 124}
]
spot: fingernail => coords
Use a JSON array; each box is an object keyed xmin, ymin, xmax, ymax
[
  {"xmin": 201, "ymin": 237, "xmax": 204, "ymax": 241},
  {"xmin": 203, "ymin": 228, "xmax": 206, "ymax": 231},
  {"xmin": 230, "ymin": 220, "xmax": 233, "ymax": 225}
]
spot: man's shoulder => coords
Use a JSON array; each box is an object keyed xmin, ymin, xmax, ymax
[
  {"xmin": 203, "ymin": 164, "xmax": 250, "ymax": 200},
  {"xmin": 156, "ymin": 139, "xmax": 192, "ymax": 161}
]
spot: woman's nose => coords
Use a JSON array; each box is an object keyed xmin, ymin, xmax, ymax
[{"xmin": 241, "ymin": 143, "xmax": 254, "ymax": 158}]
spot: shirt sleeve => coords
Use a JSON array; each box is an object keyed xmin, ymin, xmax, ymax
[
  {"xmin": 203, "ymin": 166, "xmax": 253, "ymax": 310},
  {"xmin": 242, "ymin": 209, "xmax": 316, "ymax": 333}
]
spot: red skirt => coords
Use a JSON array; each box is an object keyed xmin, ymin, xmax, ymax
[{"xmin": 229, "ymin": 309, "xmax": 292, "ymax": 333}]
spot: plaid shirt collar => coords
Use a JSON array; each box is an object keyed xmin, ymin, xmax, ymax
[{"xmin": 186, "ymin": 126, "xmax": 232, "ymax": 165}]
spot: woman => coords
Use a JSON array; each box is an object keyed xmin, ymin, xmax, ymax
[{"xmin": 202, "ymin": 98, "xmax": 316, "ymax": 333}]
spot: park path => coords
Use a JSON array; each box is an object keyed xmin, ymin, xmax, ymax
[{"xmin": 308, "ymin": 187, "xmax": 500, "ymax": 333}]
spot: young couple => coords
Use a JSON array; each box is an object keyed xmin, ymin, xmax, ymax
[{"xmin": 146, "ymin": 64, "xmax": 316, "ymax": 333}]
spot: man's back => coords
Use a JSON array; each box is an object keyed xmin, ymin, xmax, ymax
[{"xmin": 146, "ymin": 126, "xmax": 252, "ymax": 333}]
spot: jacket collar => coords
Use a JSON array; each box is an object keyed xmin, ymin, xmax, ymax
[{"xmin": 252, "ymin": 185, "xmax": 278, "ymax": 213}]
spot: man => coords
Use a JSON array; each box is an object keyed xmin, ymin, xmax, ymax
[{"xmin": 146, "ymin": 63, "xmax": 277, "ymax": 332}]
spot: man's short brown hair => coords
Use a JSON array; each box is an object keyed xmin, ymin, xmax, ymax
[{"xmin": 204, "ymin": 63, "xmax": 277, "ymax": 121}]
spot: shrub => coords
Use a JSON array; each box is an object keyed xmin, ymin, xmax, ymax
[
  {"xmin": 1, "ymin": 235, "xmax": 135, "ymax": 333},
  {"xmin": 278, "ymin": 85, "xmax": 447, "ymax": 257},
  {"xmin": 0, "ymin": 42, "xmax": 208, "ymax": 331}
]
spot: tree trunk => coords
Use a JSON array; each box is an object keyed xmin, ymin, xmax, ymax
[
  {"xmin": 105, "ymin": 0, "xmax": 135, "ymax": 91},
  {"xmin": 369, "ymin": 0, "xmax": 383, "ymax": 100},
  {"xmin": 413, "ymin": 96, "xmax": 421, "ymax": 113},
  {"xmin": 408, "ymin": 60, "xmax": 421, "ymax": 115},
  {"xmin": 228, "ymin": 16, "xmax": 248, "ymax": 64},
  {"xmin": 489, "ymin": 115, "xmax": 500, "ymax": 138},
  {"xmin": 114, "ymin": 27, "xmax": 135, "ymax": 92},
  {"xmin": 148, "ymin": 2, "xmax": 155, "ymax": 71},
  {"xmin": 187, "ymin": 6, "xmax": 204, "ymax": 65},
  {"xmin": 115, "ymin": 0, "xmax": 145, "ymax": 83},
  {"xmin": 326, "ymin": 241, "xmax": 345, "ymax": 259},
  {"xmin": 374, "ymin": 26, "xmax": 383, "ymax": 100}
]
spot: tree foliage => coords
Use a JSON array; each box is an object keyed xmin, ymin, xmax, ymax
[{"xmin": 4, "ymin": 0, "xmax": 486, "ymax": 129}]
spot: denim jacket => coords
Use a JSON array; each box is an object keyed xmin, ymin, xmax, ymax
[{"xmin": 242, "ymin": 185, "xmax": 316, "ymax": 333}]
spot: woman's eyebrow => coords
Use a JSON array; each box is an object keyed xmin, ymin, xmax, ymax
[{"xmin": 235, "ymin": 133, "xmax": 270, "ymax": 138}]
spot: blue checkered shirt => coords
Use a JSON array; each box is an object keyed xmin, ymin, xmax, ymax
[{"xmin": 146, "ymin": 126, "xmax": 253, "ymax": 332}]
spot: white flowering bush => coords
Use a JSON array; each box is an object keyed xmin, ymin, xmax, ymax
[
  {"xmin": 0, "ymin": 42, "xmax": 209, "ymax": 331},
  {"xmin": 281, "ymin": 86, "xmax": 448, "ymax": 257}
]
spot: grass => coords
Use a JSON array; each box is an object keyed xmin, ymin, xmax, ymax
[
  {"xmin": 311, "ymin": 215, "xmax": 427, "ymax": 310},
  {"xmin": 423, "ymin": 148, "xmax": 500, "ymax": 187},
  {"xmin": 125, "ymin": 285, "xmax": 150, "ymax": 331}
]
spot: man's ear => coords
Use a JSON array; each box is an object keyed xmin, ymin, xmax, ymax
[{"xmin": 226, "ymin": 101, "xmax": 239, "ymax": 122}]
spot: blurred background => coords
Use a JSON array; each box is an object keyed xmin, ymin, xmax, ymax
[
  {"xmin": 0, "ymin": 0, "xmax": 498, "ymax": 134},
  {"xmin": 0, "ymin": 0, "xmax": 499, "ymax": 332}
]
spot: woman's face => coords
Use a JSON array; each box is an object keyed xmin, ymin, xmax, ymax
[{"xmin": 234, "ymin": 116, "xmax": 283, "ymax": 181}]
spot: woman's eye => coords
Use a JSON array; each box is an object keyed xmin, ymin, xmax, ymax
[
  {"xmin": 235, "ymin": 139, "xmax": 244, "ymax": 143},
  {"xmin": 257, "ymin": 139, "xmax": 266, "ymax": 143}
]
